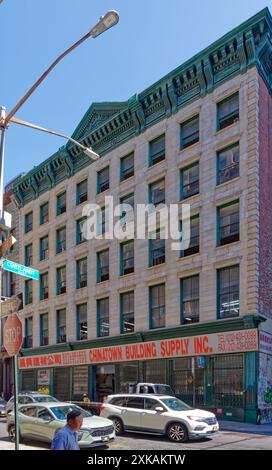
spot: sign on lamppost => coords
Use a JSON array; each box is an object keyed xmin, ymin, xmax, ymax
[
  {"xmin": 2, "ymin": 259, "xmax": 39, "ymax": 280},
  {"xmin": 3, "ymin": 313, "xmax": 22, "ymax": 451}
]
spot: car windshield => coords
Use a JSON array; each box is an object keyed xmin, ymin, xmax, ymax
[
  {"xmin": 50, "ymin": 405, "xmax": 91, "ymax": 420},
  {"xmin": 33, "ymin": 396, "xmax": 58, "ymax": 403},
  {"xmin": 160, "ymin": 398, "xmax": 192, "ymax": 411},
  {"xmin": 155, "ymin": 385, "xmax": 174, "ymax": 396}
]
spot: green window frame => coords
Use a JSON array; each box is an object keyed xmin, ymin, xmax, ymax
[
  {"xmin": 25, "ymin": 279, "xmax": 33, "ymax": 305},
  {"xmin": 40, "ymin": 235, "xmax": 49, "ymax": 261},
  {"xmin": 217, "ymin": 265, "xmax": 240, "ymax": 319},
  {"xmin": 24, "ymin": 243, "xmax": 33, "ymax": 267},
  {"xmin": 40, "ymin": 313, "xmax": 49, "ymax": 346},
  {"xmin": 56, "ymin": 308, "xmax": 66, "ymax": 344},
  {"xmin": 97, "ymin": 298, "xmax": 109, "ymax": 338},
  {"xmin": 120, "ymin": 193, "xmax": 134, "ymax": 223},
  {"xmin": 180, "ymin": 163, "xmax": 199, "ymax": 200},
  {"xmin": 24, "ymin": 212, "xmax": 33, "ymax": 233},
  {"xmin": 180, "ymin": 115, "xmax": 199, "ymax": 150},
  {"xmin": 149, "ymin": 284, "xmax": 165, "ymax": 329},
  {"xmin": 149, "ymin": 230, "xmax": 165, "ymax": 267},
  {"xmin": 120, "ymin": 291, "xmax": 134, "ymax": 334},
  {"xmin": 120, "ymin": 240, "xmax": 134, "ymax": 275},
  {"xmin": 217, "ymin": 143, "xmax": 239, "ymax": 185},
  {"xmin": 180, "ymin": 214, "xmax": 200, "ymax": 257},
  {"xmin": 76, "ymin": 303, "xmax": 88, "ymax": 341},
  {"xmin": 24, "ymin": 317, "xmax": 33, "ymax": 349},
  {"xmin": 180, "ymin": 275, "xmax": 199, "ymax": 324},
  {"xmin": 97, "ymin": 249, "xmax": 109, "ymax": 283},
  {"xmin": 40, "ymin": 202, "xmax": 49, "ymax": 225},
  {"xmin": 76, "ymin": 258, "xmax": 87, "ymax": 289},
  {"xmin": 56, "ymin": 266, "xmax": 66, "ymax": 295},
  {"xmin": 76, "ymin": 217, "xmax": 87, "ymax": 245},
  {"xmin": 120, "ymin": 152, "xmax": 134, "ymax": 181},
  {"xmin": 76, "ymin": 179, "xmax": 88, "ymax": 205},
  {"xmin": 149, "ymin": 134, "xmax": 165, "ymax": 166},
  {"xmin": 40, "ymin": 272, "xmax": 49, "ymax": 300},
  {"xmin": 217, "ymin": 92, "xmax": 239, "ymax": 131},
  {"xmin": 149, "ymin": 179, "xmax": 165, "ymax": 207},
  {"xmin": 97, "ymin": 167, "xmax": 110, "ymax": 193},
  {"xmin": 56, "ymin": 226, "xmax": 66, "ymax": 254},
  {"xmin": 56, "ymin": 191, "xmax": 66, "ymax": 216},
  {"xmin": 217, "ymin": 201, "xmax": 239, "ymax": 246}
]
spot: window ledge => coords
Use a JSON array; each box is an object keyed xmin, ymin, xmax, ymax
[
  {"xmin": 215, "ymin": 176, "xmax": 240, "ymax": 190},
  {"xmin": 119, "ymin": 175, "xmax": 135, "ymax": 186},
  {"xmin": 214, "ymin": 121, "xmax": 240, "ymax": 138},
  {"xmin": 178, "ymin": 141, "xmax": 200, "ymax": 156},
  {"xmin": 215, "ymin": 240, "xmax": 241, "ymax": 251},
  {"xmin": 179, "ymin": 193, "xmax": 200, "ymax": 204},
  {"xmin": 147, "ymin": 263, "xmax": 166, "ymax": 271},
  {"xmin": 119, "ymin": 272, "xmax": 135, "ymax": 279},
  {"xmin": 177, "ymin": 253, "xmax": 201, "ymax": 262}
]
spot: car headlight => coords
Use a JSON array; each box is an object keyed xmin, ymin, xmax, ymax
[
  {"xmin": 77, "ymin": 428, "xmax": 91, "ymax": 441},
  {"xmin": 187, "ymin": 416, "xmax": 206, "ymax": 422}
]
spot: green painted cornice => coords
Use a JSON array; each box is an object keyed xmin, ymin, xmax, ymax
[
  {"xmin": 20, "ymin": 315, "xmax": 260, "ymax": 357},
  {"xmin": 14, "ymin": 8, "xmax": 272, "ymax": 207}
]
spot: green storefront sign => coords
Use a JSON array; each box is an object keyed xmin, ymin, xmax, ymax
[{"xmin": 2, "ymin": 259, "xmax": 39, "ymax": 280}]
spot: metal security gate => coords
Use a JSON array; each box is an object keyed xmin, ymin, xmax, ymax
[
  {"xmin": 115, "ymin": 362, "xmax": 140, "ymax": 393},
  {"xmin": 171, "ymin": 357, "xmax": 205, "ymax": 407},
  {"xmin": 21, "ymin": 370, "xmax": 36, "ymax": 392},
  {"xmin": 144, "ymin": 360, "xmax": 166, "ymax": 384},
  {"xmin": 54, "ymin": 367, "xmax": 71, "ymax": 401},
  {"xmin": 211, "ymin": 354, "xmax": 244, "ymax": 408}
]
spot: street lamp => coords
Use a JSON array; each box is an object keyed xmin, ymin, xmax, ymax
[
  {"xmin": 0, "ymin": 10, "xmax": 119, "ymax": 220},
  {"xmin": 0, "ymin": 10, "xmax": 119, "ymax": 451}
]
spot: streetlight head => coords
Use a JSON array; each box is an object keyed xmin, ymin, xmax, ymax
[
  {"xmin": 84, "ymin": 147, "xmax": 100, "ymax": 160},
  {"xmin": 90, "ymin": 10, "xmax": 119, "ymax": 38}
]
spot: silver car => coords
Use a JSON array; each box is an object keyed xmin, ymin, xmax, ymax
[
  {"xmin": 7, "ymin": 402, "xmax": 115, "ymax": 448},
  {"xmin": 6, "ymin": 392, "xmax": 58, "ymax": 415},
  {"xmin": 100, "ymin": 394, "xmax": 219, "ymax": 443},
  {"xmin": 0, "ymin": 398, "xmax": 6, "ymax": 417}
]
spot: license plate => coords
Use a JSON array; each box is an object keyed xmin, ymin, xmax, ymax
[{"xmin": 101, "ymin": 435, "xmax": 109, "ymax": 442}]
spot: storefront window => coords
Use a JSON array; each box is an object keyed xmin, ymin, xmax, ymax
[
  {"xmin": 172, "ymin": 357, "xmax": 204, "ymax": 407},
  {"xmin": 73, "ymin": 366, "xmax": 89, "ymax": 399}
]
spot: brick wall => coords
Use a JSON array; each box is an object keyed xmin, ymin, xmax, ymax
[{"xmin": 258, "ymin": 76, "xmax": 272, "ymax": 319}]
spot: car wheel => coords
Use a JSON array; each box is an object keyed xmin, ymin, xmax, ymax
[
  {"xmin": 111, "ymin": 417, "xmax": 124, "ymax": 435},
  {"xmin": 167, "ymin": 422, "xmax": 188, "ymax": 443},
  {"xmin": 8, "ymin": 425, "xmax": 22, "ymax": 443}
]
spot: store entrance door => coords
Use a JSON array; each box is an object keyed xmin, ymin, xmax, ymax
[{"xmin": 96, "ymin": 364, "xmax": 115, "ymax": 402}]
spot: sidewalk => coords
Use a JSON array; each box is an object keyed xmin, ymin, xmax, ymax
[
  {"xmin": 219, "ymin": 420, "xmax": 272, "ymax": 435},
  {"xmin": 0, "ymin": 436, "xmax": 47, "ymax": 450}
]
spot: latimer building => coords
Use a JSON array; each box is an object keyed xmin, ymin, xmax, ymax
[{"xmin": 7, "ymin": 8, "xmax": 272, "ymax": 423}]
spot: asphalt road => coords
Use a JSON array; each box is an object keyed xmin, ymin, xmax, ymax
[{"xmin": 0, "ymin": 418, "xmax": 271, "ymax": 450}]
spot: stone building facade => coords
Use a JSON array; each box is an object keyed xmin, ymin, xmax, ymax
[{"xmin": 10, "ymin": 9, "xmax": 272, "ymax": 422}]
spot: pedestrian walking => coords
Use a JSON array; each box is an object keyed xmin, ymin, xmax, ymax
[{"xmin": 51, "ymin": 410, "xmax": 83, "ymax": 450}]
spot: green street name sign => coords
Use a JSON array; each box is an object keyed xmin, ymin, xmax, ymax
[{"xmin": 2, "ymin": 259, "xmax": 39, "ymax": 281}]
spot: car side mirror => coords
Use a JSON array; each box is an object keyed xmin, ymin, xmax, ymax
[
  {"xmin": 43, "ymin": 416, "xmax": 53, "ymax": 422},
  {"xmin": 155, "ymin": 406, "xmax": 164, "ymax": 413}
]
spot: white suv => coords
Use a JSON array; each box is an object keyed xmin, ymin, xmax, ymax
[{"xmin": 100, "ymin": 394, "xmax": 219, "ymax": 443}]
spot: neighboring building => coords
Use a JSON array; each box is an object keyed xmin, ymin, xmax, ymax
[
  {"xmin": 11, "ymin": 9, "xmax": 272, "ymax": 422},
  {"xmin": 0, "ymin": 175, "xmax": 23, "ymax": 399}
]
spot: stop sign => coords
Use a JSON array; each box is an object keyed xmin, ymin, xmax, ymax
[{"xmin": 3, "ymin": 313, "xmax": 23, "ymax": 356}]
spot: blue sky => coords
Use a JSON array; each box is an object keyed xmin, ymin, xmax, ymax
[{"xmin": 2, "ymin": 0, "xmax": 272, "ymax": 184}]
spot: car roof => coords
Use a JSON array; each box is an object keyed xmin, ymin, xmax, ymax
[
  {"xmin": 19, "ymin": 402, "xmax": 79, "ymax": 408},
  {"xmin": 107, "ymin": 394, "xmax": 174, "ymax": 399}
]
